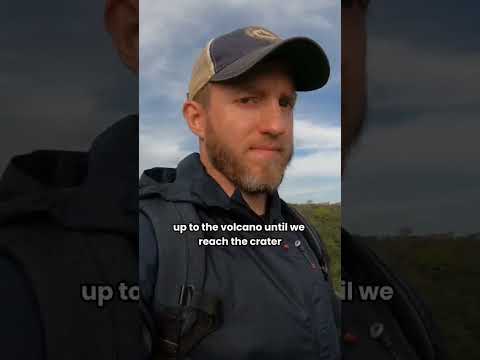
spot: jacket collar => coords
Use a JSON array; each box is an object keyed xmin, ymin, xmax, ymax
[{"xmin": 152, "ymin": 153, "xmax": 282, "ymax": 221}]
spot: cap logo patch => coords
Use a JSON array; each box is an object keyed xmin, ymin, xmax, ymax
[{"xmin": 245, "ymin": 27, "xmax": 280, "ymax": 42}]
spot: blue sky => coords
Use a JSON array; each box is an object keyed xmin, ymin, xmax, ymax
[{"xmin": 139, "ymin": 0, "xmax": 341, "ymax": 204}]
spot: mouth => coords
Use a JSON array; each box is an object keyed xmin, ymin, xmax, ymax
[
  {"xmin": 250, "ymin": 145, "xmax": 282, "ymax": 152},
  {"xmin": 249, "ymin": 145, "xmax": 283, "ymax": 158}
]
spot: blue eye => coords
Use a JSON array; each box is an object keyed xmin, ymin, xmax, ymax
[{"xmin": 279, "ymin": 98, "xmax": 294, "ymax": 108}]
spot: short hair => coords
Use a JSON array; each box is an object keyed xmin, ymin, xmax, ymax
[{"xmin": 192, "ymin": 83, "xmax": 211, "ymax": 108}]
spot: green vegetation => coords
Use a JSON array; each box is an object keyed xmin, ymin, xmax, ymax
[
  {"xmin": 362, "ymin": 236, "xmax": 480, "ymax": 359},
  {"xmin": 289, "ymin": 202, "xmax": 341, "ymax": 291},
  {"xmin": 288, "ymin": 202, "xmax": 478, "ymax": 358}
]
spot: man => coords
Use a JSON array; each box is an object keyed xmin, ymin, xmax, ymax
[
  {"xmin": 140, "ymin": 26, "xmax": 340, "ymax": 359},
  {"xmin": 341, "ymin": 1, "xmax": 448, "ymax": 359},
  {"xmin": 0, "ymin": 1, "xmax": 140, "ymax": 359}
]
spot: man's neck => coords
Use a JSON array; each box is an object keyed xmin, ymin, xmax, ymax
[
  {"xmin": 239, "ymin": 191, "xmax": 267, "ymax": 217},
  {"xmin": 199, "ymin": 152, "xmax": 267, "ymax": 216}
]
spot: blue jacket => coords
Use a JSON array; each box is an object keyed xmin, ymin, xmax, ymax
[{"xmin": 139, "ymin": 153, "xmax": 341, "ymax": 360}]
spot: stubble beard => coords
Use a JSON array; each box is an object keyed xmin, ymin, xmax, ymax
[{"xmin": 205, "ymin": 123, "xmax": 293, "ymax": 195}]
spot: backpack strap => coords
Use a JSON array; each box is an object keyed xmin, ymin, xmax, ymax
[
  {"xmin": 284, "ymin": 205, "xmax": 341, "ymax": 333},
  {"xmin": 286, "ymin": 205, "xmax": 330, "ymax": 274},
  {"xmin": 139, "ymin": 196, "xmax": 221, "ymax": 359}
]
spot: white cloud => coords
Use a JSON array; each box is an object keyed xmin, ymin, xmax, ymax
[
  {"xmin": 139, "ymin": 122, "xmax": 190, "ymax": 172},
  {"xmin": 140, "ymin": 0, "xmax": 340, "ymax": 108},
  {"xmin": 294, "ymin": 119, "xmax": 340, "ymax": 151},
  {"xmin": 280, "ymin": 167, "xmax": 340, "ymax": 203},
  {"xmin": 141, "ymin": 0, "xmax": 337, "ymax": 50},
  {"xmin": 288, "ymin": 150, "xmax": 340, "ymax": 177},
  {"xmin": 282, "ymin": 119, "xmax": 341, "ymax": 202}
]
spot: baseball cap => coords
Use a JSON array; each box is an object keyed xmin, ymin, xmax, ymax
[{"xmin": 187, "ymin": 26, "xmax": 330, "ymax": 101}]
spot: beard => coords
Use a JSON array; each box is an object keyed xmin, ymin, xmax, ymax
[{"xmin": 205, "ymin": 122, "xmax": 293, "ymax": 195}]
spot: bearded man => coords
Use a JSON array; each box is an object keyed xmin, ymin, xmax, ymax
[{"xmin": 139, "ymin": 26, "xmax": 340, "ymax": 360}]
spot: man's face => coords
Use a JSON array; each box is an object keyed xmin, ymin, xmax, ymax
[
  {"xmin": 204, "ymin": 62, "xmax": 296, "ymax": 194},
  {"xmin": 342, "ymin": 2, "xmax": 367, "ymax": 173}
]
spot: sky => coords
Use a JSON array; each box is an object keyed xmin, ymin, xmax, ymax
[
  {"xmin": 0, "ymin": 1, "xmax": 137, "ymax": 175},
  {"xmin": 343, "ymin": 0, "xmax": 480, "ymax": 235},
  {"xmin": 139, "ymin": 0, "xmax": 341, "ymax": 204}
]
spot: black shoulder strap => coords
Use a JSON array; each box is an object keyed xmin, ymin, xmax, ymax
[
  {"xmin": 285, "ymin": 205, "xmax": 330, "ymax": 275},
  {"xmin": 139, "ymin": 198, "xmax": 208, "ymax": 307},
  {"xmin": 139, "ymin": 197, "xmax": 221, "ymax": 359},
  {"xmin": 284, "ymin": 204, "xmax": 341, "ymax": 332}
]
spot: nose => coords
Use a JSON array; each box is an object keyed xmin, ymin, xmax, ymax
[{"xmin": 258, "ymin": 98, "xmax": 290, "ymax": 137}]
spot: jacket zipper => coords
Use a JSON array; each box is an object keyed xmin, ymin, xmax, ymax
[
  {"xmin": 294, "ymin": 240, "xmax": 329, "ymax": 281},
  {"xmin": 289, "ymin": 207, "xmax": 330, "ymax": 282}
]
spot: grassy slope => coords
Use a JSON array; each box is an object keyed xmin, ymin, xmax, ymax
[{"xmin": 363, "ymin": 237, "xmax": 480, "ymax": 359}]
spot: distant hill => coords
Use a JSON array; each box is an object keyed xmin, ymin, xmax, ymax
[
  {"xmin": 360, "ymin": 235, "xmax": 480, "ymax": 359},
  {"xmin": 287, "ymin": 201, "xmax": 478, "ymax": 358},
  {"xmin": 290, "ymin": 203, "xmax": 478, "ymax": 358},
  {"xmin": 289, "ymin": 203, "xmax": 341, "ymax": 291}
]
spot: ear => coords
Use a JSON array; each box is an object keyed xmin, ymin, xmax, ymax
[
  {"xmin": 183, "ymin": 101, "xmax": 207, "ymax": 140},
  {"xmin": 105, "ymin": 0, "xmax": 139, "ymax": 74}
]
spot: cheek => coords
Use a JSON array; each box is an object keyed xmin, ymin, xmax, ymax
[
  {"xmin": 285, "ymin": 121, "xmax": 294, "ymax": 141},
  {"xmin": 223, "ymin": 111, "xmax": 258, "ymax": 141},
  {"xmin": 208, "ymin": 111, "xmax": 248, "ymax": 149}
]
